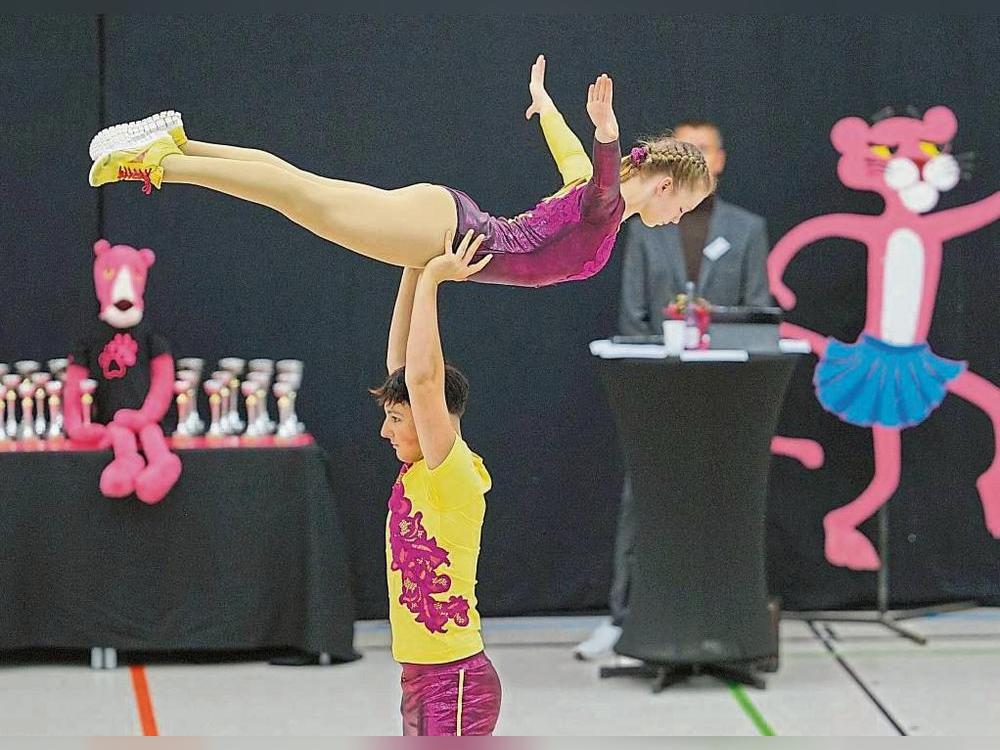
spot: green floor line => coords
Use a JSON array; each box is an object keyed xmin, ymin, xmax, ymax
[{"xmin": 729, "ymin": 682, "xmax": 776, "ymax": 736}]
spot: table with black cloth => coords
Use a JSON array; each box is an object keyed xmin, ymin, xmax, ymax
[
  {"xmin": 0, "ymin": 440, "xmax": 358, "ymax": 663},
  {"xmin": 595, "ymin": 353, "xmax": 798, "ymax": 690}
]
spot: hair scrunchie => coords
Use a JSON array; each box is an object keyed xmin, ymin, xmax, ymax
[{"xmin": 629, "ymin": 146, "xmax": 649, "ymax": 166}]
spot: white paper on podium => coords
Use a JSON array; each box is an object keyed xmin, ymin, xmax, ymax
[
  {"xmin": 589, "ymin": 339, "xmax": 669, "ymax": 359},
  {"xmin": 779, "ymin": 338, "xmax": 812, "ymax": 354},
  {"xmin": 679, "ymin": 349, "xmax": 749, "ymax": 362}
]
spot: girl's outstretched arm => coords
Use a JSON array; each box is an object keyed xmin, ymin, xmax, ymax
[
  {"xmin": 525, "ymin": 54, "xmax": 593, "ymax": 188},
  {"xmin": 581, "ymin": 73, "xmax": 622, "ymax": 221}
]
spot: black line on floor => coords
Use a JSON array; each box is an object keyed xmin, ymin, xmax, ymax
[{"xmin": 808, "ymin": 621, "xmax": 908, "ymax": 736}]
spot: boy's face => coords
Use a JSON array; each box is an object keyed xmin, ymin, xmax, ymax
[{"xmin": 380, "ymin": 401, "xmax": 423, "ymax": 464}]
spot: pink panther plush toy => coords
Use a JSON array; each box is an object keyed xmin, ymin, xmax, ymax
[{"xmin": 63, "ymin": 239, "xmax": 182, "ymax": 504}]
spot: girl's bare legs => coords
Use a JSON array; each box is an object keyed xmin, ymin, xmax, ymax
[
  {"xmin": 181, "ymin": 140, "xmax": 361, "ymax": 189},
  {"xmin": 159, "ymin": 152, "xmax": 456, "ymax": 268}
]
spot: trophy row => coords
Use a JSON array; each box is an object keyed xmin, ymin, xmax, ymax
[
  {"xmin": 0, "ymin": 359, "xmax": 69, "ymax": 442},
  {"xmin": 173, "ymin": 358, "xmax": 306, "ymax": 439},
  {"xmin": 0, "ymin": 357, "xmax": 306, "ymax": 443}
]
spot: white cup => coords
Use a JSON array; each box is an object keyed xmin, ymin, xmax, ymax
[{"xmin": 662, "ymin": 320, "xmax": 685, "ymax": 356}]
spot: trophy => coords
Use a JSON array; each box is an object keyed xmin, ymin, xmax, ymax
[
  {"xmin": 204, "ymin": 379, "xmax": 225, "ymax": 437},
  {"xmin": 211, "ymin": 370, "xmax": 234, "ymax": 434},
  {"xmin": 79, "ymin": 379, "xmax": 98, "ymax": 428},
  {"xmin": 30, "ymin": 372, "xmax": 51, "ymax": 437},
  {"xmin": 276, "ymin": 361, "xmax": 303, "ymax": 428},
  {"xmin": 276, "ymin": 370, "xmax": 304, "ymax": 434},
  {"xmin": 17, "ymin": 380, "xmax": 37, "ymax": 440},
  {"xmin": 219, "ymin": 358, "xmax": 246, "ymax": 435},
  {"xmin": 246, "ymin": 371, "xmax": 274, "ymax": 435},
  {"xmin": 172, "ymin": 379, "xmax": 193, "ymax": 437},
  {"xmin": 3, "ymin": 374, "xmax": 20, "ymax": 439},
  {"xmin": 248, "ymin": 358, "xmax": 275, "ymax": 432},
  {"xmin": 14, "ymin": 360, "xmax": 41, "ymax": 439},
  {"xmin": 45, "ymin": 380, "xmax": 64, "ymax": 439},
  {"xmin": 177, "ymin": 358, "xmax": 205, "ymax": 430},
  {"xmin": 176, "ymin": 368, "xmax": 204, "ymax": 435},
  {"xmin": 273, "ymin": 381, "xmax": 299, "ymax": 438},
  {"xmin": 241, "ymin": 380, "xmax": 265, "ymax": 437}
]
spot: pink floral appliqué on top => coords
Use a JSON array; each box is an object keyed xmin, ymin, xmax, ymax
[
  {"xmin": 98, "ymin": 333, "xmax": 139, "ymax": 379},
  {"xmin": 388, "ymin": 466, "xmax": 471, "ymax": 634}
]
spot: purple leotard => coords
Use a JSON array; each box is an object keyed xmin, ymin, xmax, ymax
[{"xmin": 447, "ymin": 138, "xmax": 624, "ymax": 288}]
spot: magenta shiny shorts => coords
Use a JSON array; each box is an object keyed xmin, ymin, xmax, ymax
[{"xmin": 400, "ymin": 651, "xmax": 502, "ymax": 736}]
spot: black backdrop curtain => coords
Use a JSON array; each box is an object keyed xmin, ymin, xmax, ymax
[{"xmin": 1, "ymin": 15, "xmax": 997, "ymax": 617}]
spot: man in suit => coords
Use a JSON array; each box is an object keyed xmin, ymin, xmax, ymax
[
  {"xmin": 618, "ymin": 119, "xmax": 771, "ymax": 336},
  {"xmin": 575, "ymin": 119, "xmax": 772, "ymax": 660}
]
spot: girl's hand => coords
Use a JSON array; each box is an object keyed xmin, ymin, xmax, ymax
[
  {"xmin": 524, "ymin": 54, "xmax": 555, "ymax": 120},
  {"xmin": 587, "ymin": 73, "xmax": 619, "ymax": 143}
]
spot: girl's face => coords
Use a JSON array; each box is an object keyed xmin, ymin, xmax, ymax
[{"xmin": 640, "ymin": 178, "xmax": 710, "ymax": 227}]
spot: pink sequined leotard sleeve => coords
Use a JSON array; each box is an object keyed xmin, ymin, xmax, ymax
[{"xmin": 452, "ymin": 138, "xmax": 625, "ymax": 288}]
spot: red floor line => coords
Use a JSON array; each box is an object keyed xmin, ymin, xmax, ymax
[{"xmin": 129, "ymin": 665, "xmax": 160, "ymax": 736}]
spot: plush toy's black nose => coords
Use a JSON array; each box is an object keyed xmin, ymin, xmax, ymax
[{"xmin": 114, "ymin": 300, "xmax": 134, "ymax": 312}]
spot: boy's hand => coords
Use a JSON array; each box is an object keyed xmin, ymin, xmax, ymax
[{"xmin": 424, "ymin": 230, "xmax": 492, "ymax": 284}]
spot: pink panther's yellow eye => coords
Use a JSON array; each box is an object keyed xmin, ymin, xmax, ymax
[
  {"xmin": 102, "ymin": 268, "xmax": 115, "ymax": 280},
  {"xmin": 919, "ymin": 141, "xmax": 942, "ymax": 158},
  {"xmin": 870, "ymin": 145, "xmax": 893, "ymax": 159}
]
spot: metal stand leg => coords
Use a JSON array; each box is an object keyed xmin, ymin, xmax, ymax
[
  {"xmin": 786, "ymin": 507, "xmax": 978, "ymax": 644},
  {"xmin": 90, "ymin": 647, "xmax": 118, "ymax": 670},
  {"xmin": 600, "ymin": 660, "xmax": 766, "ymax": 693}
]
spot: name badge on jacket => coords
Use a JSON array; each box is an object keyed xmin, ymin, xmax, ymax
[{"xmin": 703, "ymin": 236, "xmax": 731, "ymax": 261}]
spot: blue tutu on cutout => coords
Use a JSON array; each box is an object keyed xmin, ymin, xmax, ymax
[{"xmin": 814, "ymin": 334, "xmax": 966, "ymax": 428}]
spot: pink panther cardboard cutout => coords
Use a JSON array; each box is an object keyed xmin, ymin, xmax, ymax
[{"xmin": 769, "ymin": 106, "xmax": 1000, "ymax": 570}]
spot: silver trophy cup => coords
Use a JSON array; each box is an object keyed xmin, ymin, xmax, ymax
[
  {"xmin": 17, "ymin": 380, "xmax": 36, "ymax": 440},
  {"xmin": 204, "ymin": 379, "xmax": 225, "ymax": 437},
  {"xmin": 45, "ymin": 380, "xmax": 64, "ymax": 439},
  {"xmin": 211, "ymin": 370, "xmax": 234, "ymax": 435},
  {"xmin": 219, "ymin": 358, "xmax": 246, "ymax": 434},
  {"xmin": 79, "ymin": 379, "xmax": 99, "ymax": 429},
  {"xmin": 3, "ymin": 374, "xmax": 21, "ymax": 439},
  {"xmin": 276, "ymin": 371, "xmax": 304, "ymax": 434},
  {"xmin": 30, "ymin": 372, "xmax": 51, "ymax": 437},
  {"xmin": 176, "ymin": 368, "xmax": 204, "ymax": 436},
  {"xmin": 246, "ymin": 371, "xmax": 274, "ymax": 435}
]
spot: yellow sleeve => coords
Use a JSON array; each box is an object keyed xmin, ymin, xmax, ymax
[
  {"xmin": 539, "ymin": 109, "xmax": 593, "ymax": 188},
  {"xmin": 427, "ymin": 436, "xmax": 492, "ymax": 510}
]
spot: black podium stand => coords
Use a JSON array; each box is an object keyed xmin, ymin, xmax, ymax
[{"xmin": 595, "ymin": 353, "xmax": 798, "ymax": 691}]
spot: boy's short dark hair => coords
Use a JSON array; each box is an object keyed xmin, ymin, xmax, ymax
[{"xmin": 370, "ymin": 365, "xmax": 469, "ymax": 417}]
